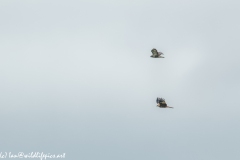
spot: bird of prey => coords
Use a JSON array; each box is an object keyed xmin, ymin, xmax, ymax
[
  {"xmin": 156, "ymin": 97, "xmax": 173, "ymax": 108},
  {"xmin": 150, "ymin": 48, "xmax": 164, "ymax": 58}
]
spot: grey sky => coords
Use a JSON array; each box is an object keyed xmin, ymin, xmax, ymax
[{"xmin": 1, "ymin": 0, "xmax": 240, "ymax": 160}]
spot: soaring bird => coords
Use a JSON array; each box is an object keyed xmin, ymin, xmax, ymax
[
  {"xmin": 150, "ymin": 48, "xmax": 164, "ymax": 58},
  {"xmin": 156, "ymin": 97, "xmax": 173, "ymax": 108}
]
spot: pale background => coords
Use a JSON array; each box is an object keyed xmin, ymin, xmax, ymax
[{"xmin": 1, "ymin": 0, "xmax": 240, "ymax": 159}]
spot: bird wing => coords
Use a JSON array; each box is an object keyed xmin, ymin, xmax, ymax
[{"xmin": 167, "ymin": 106, "xmax": 174, "ymax": 108}]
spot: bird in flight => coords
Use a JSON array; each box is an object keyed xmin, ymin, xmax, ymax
[
  {"xmin": 156, "ymin": 97, "xmax": 173, "ymax": 108},
  {"xmin": 150, "ymin": 48, "xmax": 164, "ymax": 58}
]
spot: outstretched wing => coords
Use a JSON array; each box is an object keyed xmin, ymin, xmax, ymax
[{"xmin": 167, "ymin": 106, "xmax": 174, "ymax": 108}]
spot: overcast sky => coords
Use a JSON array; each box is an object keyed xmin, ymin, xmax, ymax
[{"xmin": 1, "ymin": 0, "xmax": 240, "ymax": 160}]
